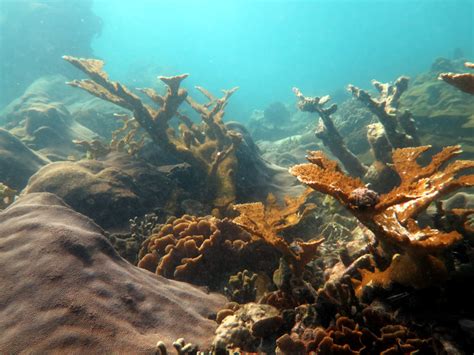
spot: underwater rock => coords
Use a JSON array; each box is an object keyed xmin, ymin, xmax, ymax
[
  {"xmin": 23, "ymin": 152, "xmax": 177, "ymax": 230},
  {"xmin": 0, "ymin": 192, "xmax": 225, "ymax": 353},
  {"xmin": 0, "ymin": 128, "xmax": 49, "ymax": 190}
]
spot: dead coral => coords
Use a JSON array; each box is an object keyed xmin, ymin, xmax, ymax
[
  {"xmin": 290, "ymin": 146, "xmax": 474, "ymax": 289},
  {"xmin": 348, "ymin": 76, "xmax": 420, "ymax": 149},
  {"xmin": 233, "ymin": 191, "xmax": 324, "ymax": 276},
  {"xmin": 138, "ymin": 215, "xmax": 279, "ymax": 289},
  {"xmin": 293, "ymin": 88, "xmax": 368, "ymax": 178},
  {"xmin": 439, "ymin": 62, "xmax": 474, "ymax": 95},
  {"xmin": 63, "ymin": 56, "xmax": 241, "ymax": 209}
]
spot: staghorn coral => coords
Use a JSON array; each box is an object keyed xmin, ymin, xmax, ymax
[
  {"xmin": 290, "ymin": 146, "xmax": 474, "ymax": 289},
  {"xmin": 63, "ymin": 56, "xmax": 241, "ymax": 209},
  {"xmin": 439, "ymin": 62, "xmax": 474, "ymax": 95},
  {"xmin": 233, "ymin": 191, "xmax": 324, "ymax": 276},
  {"xmin": 138, "ymin": 215, "xmax": 280, "ymax": 289}
]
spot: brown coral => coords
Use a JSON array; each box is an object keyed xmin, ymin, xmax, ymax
[
  {"xmin": 289, "ymin": 146, "xmax": 474, "ymax": 289},
  {"xmin": 63, "ymin": 56, "xmax": 241, "ymax": 209},
  {"xmin": 439, "ymin": 61, "xmax": 474, "ymax": 95},
  {"xmin": 138, "ymin": 215, "xmax": 279, "ymax": 289},
  {"xmin": 276, "ymin": 315, "xmax": 434, "ymax": 355}
]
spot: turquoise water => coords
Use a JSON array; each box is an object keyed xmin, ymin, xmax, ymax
[{"xmin": 91, "ymin": 0, "xmax": 473, "ymax": 119}]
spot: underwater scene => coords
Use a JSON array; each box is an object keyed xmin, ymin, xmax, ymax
[{"xmin": 0, "ymin": 0, "xmax": 473, "ymax": 353}]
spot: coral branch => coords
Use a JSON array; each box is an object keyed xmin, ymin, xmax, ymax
[
  {"xmin": 348, "ymin": 76, "xmax": 419, "ymax": 148},
  {"xmin": 293, "ymin": 87, "xmax": 368, "ymax": 178}
]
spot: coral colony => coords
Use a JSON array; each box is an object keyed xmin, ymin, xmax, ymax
[{"xmin": 0, "ymin": 56, "xmax": 473, "ymax": 353}]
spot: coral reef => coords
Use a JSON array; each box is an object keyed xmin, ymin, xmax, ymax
[
  {"xmin": 0, "ymin": 193, "xmax": 226, "ymax": 353},
  {"xmin": 439, "ymin": 62, "xmax": 474, "ymax": 95},
  {"xmin": 293, "ymin": 87, "xmax": 368, "ymax": 178},
  {"xmin": 290, "ymin": 146, "xmax": 474, "ymax": 289},
  {"xmin": 63, "ymin": 56, "xmax": 242, "ymax": 209},
  {"xmin": 138, "ymin": 214, "xmax": 280, "ymax": 289}
]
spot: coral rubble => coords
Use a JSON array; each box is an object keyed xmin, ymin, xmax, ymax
[{"xmin": 290, "ymin": 146, "xmax": 474, "ymax": 289}]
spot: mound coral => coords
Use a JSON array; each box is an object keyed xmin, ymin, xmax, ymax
[
  {"xmin": 289, "ymin": 146, "xmax": 474, "ymax": 289},
  {"xmin": 439, "ymin": 61, "xmax": 474, "ymax": 95},
  {"xmin": 63, "ymin": 56, "xmax": 241, "ymax": 209}
]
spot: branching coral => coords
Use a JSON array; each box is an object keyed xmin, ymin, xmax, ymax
[
  {"xmin": 233, "ymin": 191, "xmax": 324, "ymax": 276},
  {"xmin": 293, "ymin": 88, "xmax": 368, "ymax": 178},
  {"xmin": 63, "ymin": 56, "xmax": 241, "ymax": 208},
  {"xmin": 289, "ymin": 146, "xmax": 474, "ymax": 289},
  {"xmin": 348, "ymin": 76, "xmax": 420, "ymax": 149},
  {"xmin": 439, "ymin": 62, "xmax": 474, "ymax": 95}
]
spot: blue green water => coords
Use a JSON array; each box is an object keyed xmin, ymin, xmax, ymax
[{"xmin": 91, "ymin": 0, "xmax": 473, "ymax": 120}]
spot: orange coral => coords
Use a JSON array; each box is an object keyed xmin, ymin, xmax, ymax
[
  {"xmin": 439, "ymin": 62, "xmax": 474, "ymax": 95},
  {"xmin": 233, "ymin": 191, "xmax": 323, "ymax": 276},
  {"xmin": 290, "ymin": 146, "xmax": 474, "ymax": 288}
]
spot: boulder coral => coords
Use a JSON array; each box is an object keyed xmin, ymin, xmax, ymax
[{"xmin": 0, "ymin": 193, "xmax": 226, "ymax": 353}]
